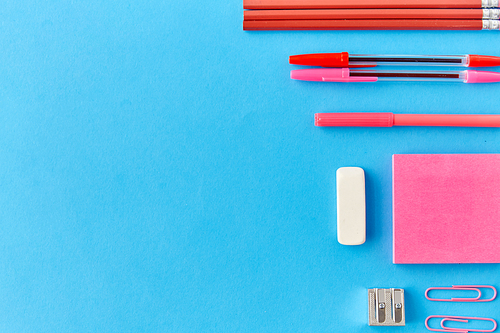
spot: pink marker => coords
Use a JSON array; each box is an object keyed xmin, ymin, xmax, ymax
[
  {"xmin": 291, "ymin": 68, "xmax": 500, "ymax": 83},
  {"xmin": 315, "ymin": 113, "xmax": 500, "ymax": 127}
]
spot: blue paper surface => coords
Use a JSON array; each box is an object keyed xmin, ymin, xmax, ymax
[{"xmin": 1, "ymin": 1, "xmax": 499, "ymax": 332}]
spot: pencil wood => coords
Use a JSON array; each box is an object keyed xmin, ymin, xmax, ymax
[
  {"xmin": 244, "ymin": 9, "xmax": 483, "ymax": 20},
  {"xmin": 243, "ymin": 19, "xmax": 484, "ymax": 30}
]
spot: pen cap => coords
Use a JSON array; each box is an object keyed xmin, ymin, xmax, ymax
[
  {"xmin": 465, "ymin": 70, "xmax": 500, "ymax": 83},
  {"xmin": 315, "ymin": 113, "xmax": 394, "ymax": 127},
  {"xmin": 291, "ymin": 68, "xmax": 378, "ymax": 82},
  {"xmin": 289, "ymin": 52, "xmax": 349, "ymax": 67},
  {"xmin": 468, "ymin": 55, "xmax": 500, "ymax": 68}
]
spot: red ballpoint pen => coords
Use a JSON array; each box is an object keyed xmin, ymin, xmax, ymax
[{"xmin": 289, "ymin": 52, "xmax": 500, "ymax": 68}]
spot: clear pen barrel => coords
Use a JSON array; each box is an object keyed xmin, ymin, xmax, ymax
[
  {"xmin": 349, "ymin": 70, "xmax": 467, "ymax": 82},
  {"xmin": 348, "ymin": 54, "xmax": 469, "ymax": 67}
]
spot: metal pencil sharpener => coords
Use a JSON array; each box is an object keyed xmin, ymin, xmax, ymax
[{"xmin": 368, "ymin": 288, "xmax": 405, "ymax": 326}]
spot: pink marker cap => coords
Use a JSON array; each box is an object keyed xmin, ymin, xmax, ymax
[
  {"xmin": 290, "ymin": 68, "xmax": 378, "ymax": 82},
  {"xmin": 315, "ymin": 113, "xmax": 394, "ymax": 127}
]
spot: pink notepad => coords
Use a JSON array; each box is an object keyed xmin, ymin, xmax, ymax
[{"xmin": 393, "ymin": 154, "xmax": 500, "ymax": 264}]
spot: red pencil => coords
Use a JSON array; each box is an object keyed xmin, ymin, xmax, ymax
[
  {"xmin": 243, "ymin": 19, "xmax": 492, "ymax": 30},
  {"xmin": 243, "ymin": 0, "xmax": 495, "ymax": 9},
  {"xmin": 244, "ymin": 9, "xmax": 490, "ymax": 20}
]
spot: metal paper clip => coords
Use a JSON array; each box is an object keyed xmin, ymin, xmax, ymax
[
  {"xmin": 425, "ymin": 315, "xmax": 497, "ymax": 333},
  {"xmin": 425, "ymin": 285, "xmax": 497, "ymax": 302}
]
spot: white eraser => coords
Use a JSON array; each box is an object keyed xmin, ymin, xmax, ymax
[{"xmin": 336, "ymin": 167, "xmax": 366, "ymax": 245}]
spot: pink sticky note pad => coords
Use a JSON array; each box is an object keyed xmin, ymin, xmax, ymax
[{"xmin": 393, "ymin": 154, "xmax": 500, "ymax": 264}]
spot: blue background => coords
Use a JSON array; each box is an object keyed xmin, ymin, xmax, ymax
[{"xmin": 1, "ymin": 1, "xmax": 499, "ymax": 332}]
